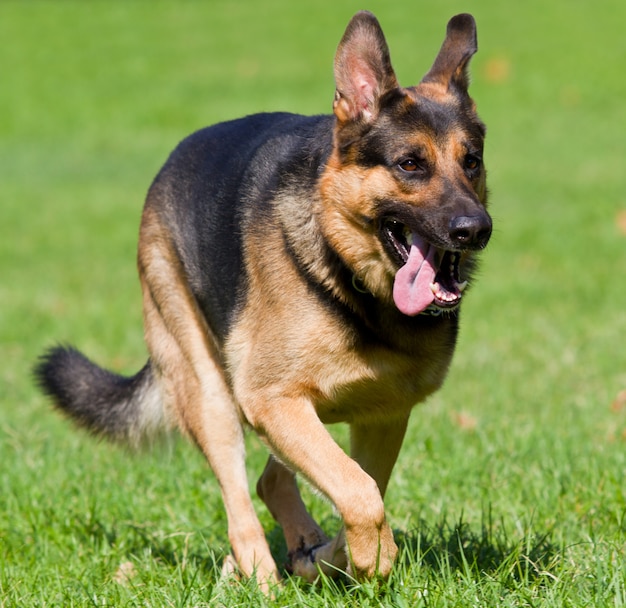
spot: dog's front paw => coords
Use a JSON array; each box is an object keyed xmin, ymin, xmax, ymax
[{"xmin": 346, "ymin": 520, "xmax": 397, "ymax": 580}]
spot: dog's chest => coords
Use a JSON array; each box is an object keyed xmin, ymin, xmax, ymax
[{"xmin": 311, "ymin": 336, "xmax": 453, "ymax": 424}]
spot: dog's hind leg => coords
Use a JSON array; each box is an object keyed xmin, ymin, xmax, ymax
[
  {"xmin": 257, "ymin": 456, "xmax": 338, "ymax": 571},
  {"xmin": 348, "ymin": 415, "xmax": 410, "ymax": 500},
  {"xmin": 139, "ymin": 208, "xmax": 278, "ymax": 590}
]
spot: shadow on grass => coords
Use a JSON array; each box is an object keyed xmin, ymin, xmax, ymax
[
  {"xmin": 68, "ymin": 510, "xmax": 227, "ymax": 582},
  {"xmin": 123, "ymin": 516, "xmax": 558, "ymax": 586},
  {"xmin": 395, "ymin": 514, "xmax": 559, "ymax": 584},
  {"xmin": 68, "ymin": 507, "xmax": 559, "ymax": 597},
  {"xmin": 123, "ymin": 523, "xmax": 227, "ymax": 573}
]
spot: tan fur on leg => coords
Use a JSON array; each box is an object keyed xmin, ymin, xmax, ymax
[{"xmin": 139, "ymin": 208, "xmax": 278, "ymax": 590}]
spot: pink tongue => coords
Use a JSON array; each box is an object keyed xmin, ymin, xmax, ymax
[{"xmin": 393, "ymin": 235, "xmax": 438, "ymax": 316}]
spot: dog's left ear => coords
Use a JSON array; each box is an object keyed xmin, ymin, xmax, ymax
[
  {"xmin": 333, "ymin": 11, "xmax": 399, "ymax": 125},
  {"xmin": 421, "ymin": 13, "xmax": 477, "ymax": 93}
]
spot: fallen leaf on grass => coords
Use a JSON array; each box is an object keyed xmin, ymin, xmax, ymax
[
  {"xmin": 611, "ymin": 389, "xmax": 626, "ymax": 412},
  {"xmin": 113, "ymin": 561, "xmax": 136, "ymax": 586},
  {"xmin": 483, "ymin": 56, "xmax": 510, "ymax": 83},
  {"xmin": 451, "ymin": 411, "xmax": 478, "ymax": 431},
  {"xmin": 616, "ymin": 210, "xmax": 626, "ymax": 236}
]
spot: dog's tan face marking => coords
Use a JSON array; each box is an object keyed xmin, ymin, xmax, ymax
[{"xmin": 319, "ymin": 85, "xmax": 488, "ymax": 305}]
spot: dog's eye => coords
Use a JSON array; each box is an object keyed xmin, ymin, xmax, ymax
[
  {"xmin": 464, "ymin": 154, "xmax": 481, "ymax": 172},
  {"xmin": 398, "ymin": 158, "xmax": 425, "ymax": 173}
]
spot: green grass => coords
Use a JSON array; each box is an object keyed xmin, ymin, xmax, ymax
[{"xmin": 2, "ymin": 0, "xmax": 626, "ymax": 605}]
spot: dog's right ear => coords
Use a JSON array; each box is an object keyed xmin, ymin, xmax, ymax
[{"xmin": 333, "ymin": 11, "xmax": 399, "ymax": 125}]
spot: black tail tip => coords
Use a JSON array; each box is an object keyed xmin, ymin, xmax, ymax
[{"xmin": 34, "ymin": 344, "xmax": 73, "ymax": 400}]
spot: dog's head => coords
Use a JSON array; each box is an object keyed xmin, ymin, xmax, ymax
[{"xmin": 320, "ymin": 12, "xmax": 491, "ymax": 317}]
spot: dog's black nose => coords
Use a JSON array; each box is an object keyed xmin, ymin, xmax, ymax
[{"xmin": 449, "ymin": 214, "xmax": 492, "ymax": 249}]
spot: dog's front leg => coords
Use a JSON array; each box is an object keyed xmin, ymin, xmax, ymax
[
  {"xmin": 290, "ymin": 415, "xmax": 410, "ymax": 580},
  {"xmin": 244, "ymin": 395, "xmax": 397, "ymax": 581}
]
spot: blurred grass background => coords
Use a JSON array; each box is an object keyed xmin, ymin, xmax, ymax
[{"xmin": 1, "ymin": 0, "xmax": 625, "ymax": 605}]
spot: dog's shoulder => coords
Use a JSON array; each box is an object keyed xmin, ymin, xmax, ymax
[{"xmin": 142, "ymin": 112, "xmax": 335, "ymax": 341}]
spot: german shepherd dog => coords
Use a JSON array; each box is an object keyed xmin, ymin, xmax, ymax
[{"xmin": 35, "ymin": 12, "xmax": 491, "ymax": 588}]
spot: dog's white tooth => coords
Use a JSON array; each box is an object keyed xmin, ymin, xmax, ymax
[
  {"xmin": 430, "ymin": 282, "xmax": 438, "ymax": 294},
  {"xmin": 456, "ymin": 280, "xmax": 468, "ymax": 292}
]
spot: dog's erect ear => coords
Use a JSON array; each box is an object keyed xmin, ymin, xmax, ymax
[
  {"xmin": 421, "ymin": 13, "xmax": 477, "ymax": 92},
  {"xmin": 333, "ymin": 11, "xmax": 399, "ymax": 124}
]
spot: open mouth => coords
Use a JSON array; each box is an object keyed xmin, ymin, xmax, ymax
[{"xmin": 381, "ymin": 218, "xmax": 467, "ymax": 316}]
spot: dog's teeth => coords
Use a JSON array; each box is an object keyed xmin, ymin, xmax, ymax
[
  {"xmin": 456, "ymin": 280, "xmax": 468, "ymax": 292},
  {"xmin": 449, "ymin": 253, "xmax": 457, "ymax": 274},
  {"xmin": 430, "ymin": 282, "xmax": 438, "ymax": 294},
  {"xmin": 403, "ymin": 226, "xmax": 412, "ymax": 246}
]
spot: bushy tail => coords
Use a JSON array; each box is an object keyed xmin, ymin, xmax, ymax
[{"xmin": 34, "ymin": 346, "xmax": 167, "ymax": 445}]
